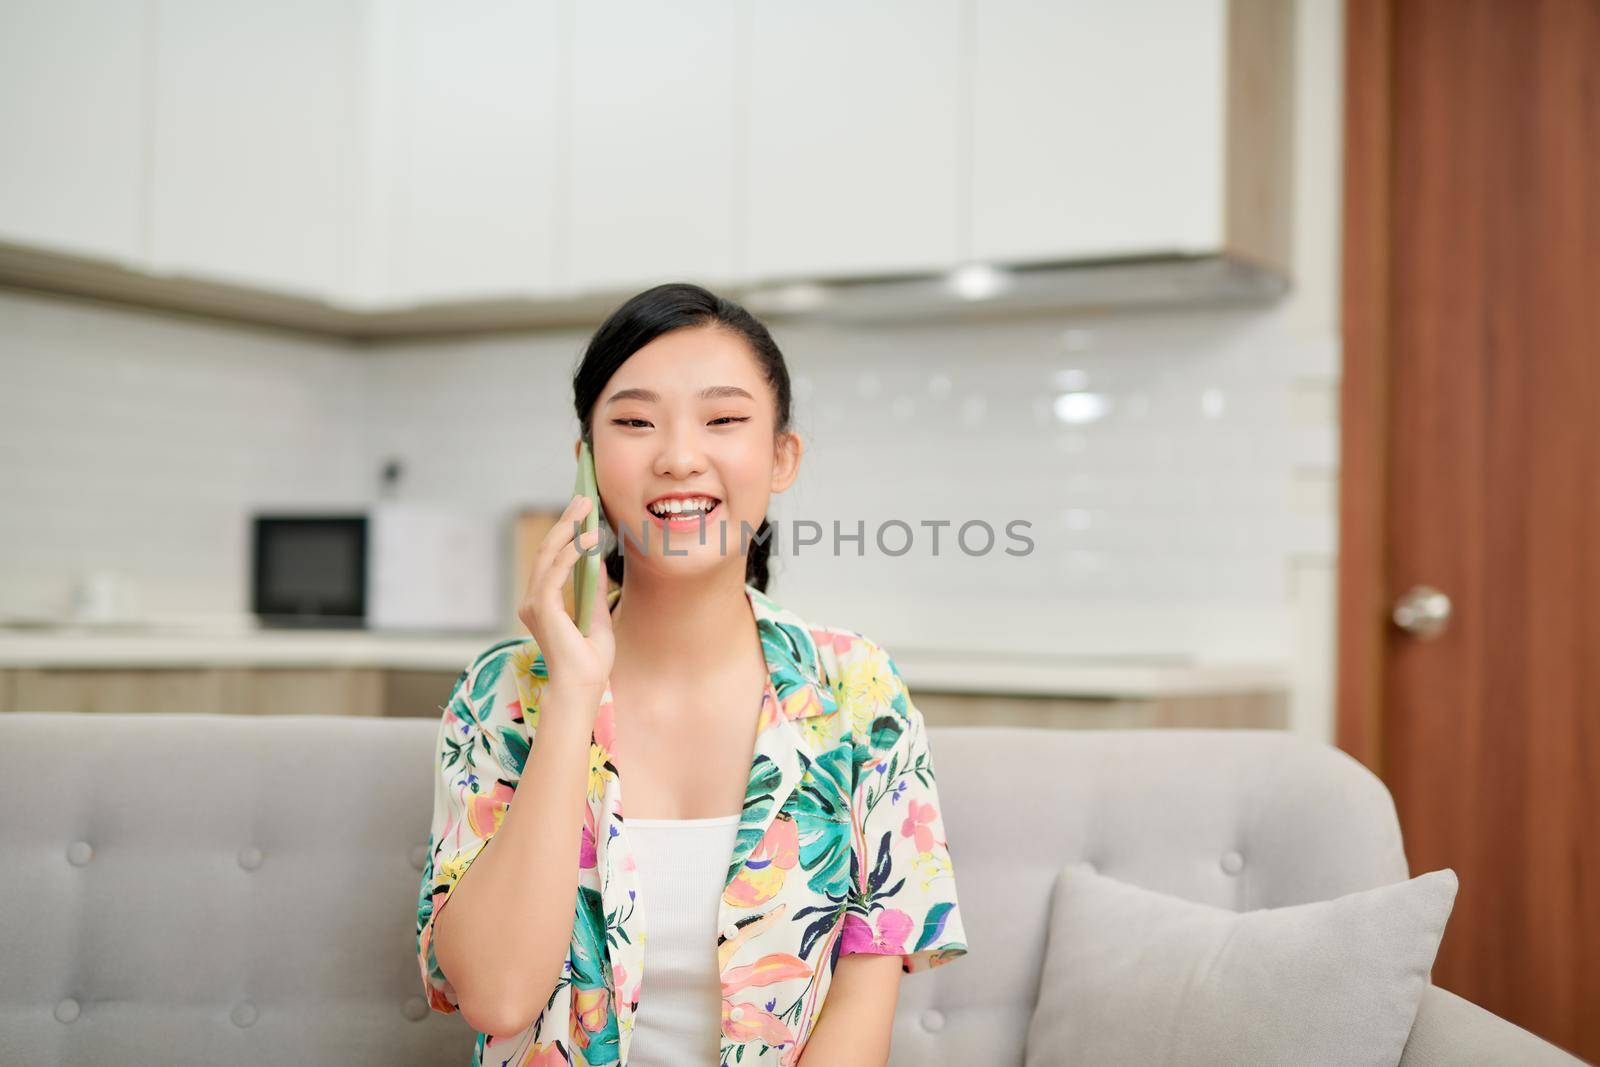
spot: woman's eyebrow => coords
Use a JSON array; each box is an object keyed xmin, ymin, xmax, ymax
[{"xmin": 603, "ymin": 385, "xmax": 754, "ymax": 406}]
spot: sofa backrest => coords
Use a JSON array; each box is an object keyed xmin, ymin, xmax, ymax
[
  {"xmin": 916, "ymin": 724, "xmax": 1412, "ymax": 1066},
  {"xmin": 0, "ymin": 713, "xmax": 1409, "ymax": 1066}
]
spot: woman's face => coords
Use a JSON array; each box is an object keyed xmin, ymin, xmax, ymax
[{"xmin": 581, "ymin": 325, "xmax": 802, "ymax": 578}]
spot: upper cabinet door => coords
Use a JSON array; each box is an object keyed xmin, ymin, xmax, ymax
[
  {"xmin": 0, "ymin": 0, "xmax": 147, "ymax": 265},
  {"xmin": 743, "ymin": 1, "xmax": 964, "ymax": 285},
  {"xmin": 0, "ymin": 1, "xmax": 1284, "ymax": 327},
  {"xmin": 565, "ymin": 0, "xmax": 740, "ymax": 297},
  {"xmin": 148, "ymin": 0, "xmax": 361, "ymax": 300},
  {"xmin": 972, "ymin": 0, "xmax": 1227, "ymax": 264},
  {"xmin": 354, "ymin": 0, "xmax": 563, "ymax": 308}
]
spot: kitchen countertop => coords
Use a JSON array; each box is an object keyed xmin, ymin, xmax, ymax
[{"xmin": 0, "ymin": 625, "xmax": 1289, "ymax": 699}]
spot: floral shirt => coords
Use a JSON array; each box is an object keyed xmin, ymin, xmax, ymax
[{"xmin": 415, "ymin": 581, "xmax": 969, "ymax": 1066}]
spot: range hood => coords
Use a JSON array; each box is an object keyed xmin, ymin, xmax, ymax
[
  {"xmin": 738, "ymin": 253, "xmax": 1289, "ymax": 324},
  {"xmin": 0, "ymin": 240, "xmax": 1290, "ymax": 342},
  {"xmin": 0, "ymin": 242, "xmax": 1287, "ymax": 341}
]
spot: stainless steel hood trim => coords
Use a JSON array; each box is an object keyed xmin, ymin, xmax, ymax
[
  {"xmin": 0, "ymin": 240, "xmax": 1287, "ymax": 342},
  {"xmin": 738, "ymin": 253, "xmax": 1290, "ymax": 324}
]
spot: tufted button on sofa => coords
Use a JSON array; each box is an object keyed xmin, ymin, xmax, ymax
[{"xmin": 0, "ymin": 713, "xmax": 1582, "ymax": 1065}]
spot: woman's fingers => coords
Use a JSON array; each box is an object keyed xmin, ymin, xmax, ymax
[
  {"xmin": 549, "ymin": 525, "xmax": 606, "ymax": 634},
  {"xmin": 533, "ymin": 495, "xmax": 589, "ymax": 580},
  {"xmin": 523, "ymin": 497, "xmax": 579, "ymax": 608},
  {"xmin": 511, "ymin": 493, "xmax": 615, "ymax": 694},
  {"xmin": 519, "ymin": 495, "xmax": 591, "ymax": 634},
  {"xmin": 544, "ymin": 524, "xmax": 599, "ymax": 607}
]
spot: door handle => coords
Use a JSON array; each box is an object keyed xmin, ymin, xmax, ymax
[{"xmin": 1393, "ymin": 585, "xmax": 1452, "ymax": 639}]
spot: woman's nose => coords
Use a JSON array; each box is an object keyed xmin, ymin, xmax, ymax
[{"xmin": 653, "ymin": 427, "xmax": 707, "ymax": 478}]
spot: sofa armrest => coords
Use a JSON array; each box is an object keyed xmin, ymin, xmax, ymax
[{"xmin": 1399, "ymin": 985, "xmax": 1588, "ymax": 1066}]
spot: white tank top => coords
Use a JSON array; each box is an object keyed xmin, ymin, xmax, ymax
[{"xmin": 625, "ymin": 812, "xmax": 743, "ymax": 1066}]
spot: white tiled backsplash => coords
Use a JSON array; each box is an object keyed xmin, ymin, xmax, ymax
[{"xmin": 0, "ymin": 286, "xmax": 1337, "ymax": 666}]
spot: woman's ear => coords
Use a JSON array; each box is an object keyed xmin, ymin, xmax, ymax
[{"xmin": 771, "ymin": 430, "xmax": 804, "ymax": 493}]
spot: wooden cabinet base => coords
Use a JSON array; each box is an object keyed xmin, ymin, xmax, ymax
[
  {"xmin": 1, "ymin": 668, "xmax": 388, "ymax": 717},
  {"xmin": 0, "ymin": 669, "xmax": 1287, "ymax": 729},
  {"xmin": 913, "ymin": 690, "xmax": 1288, "ymax": 730}
]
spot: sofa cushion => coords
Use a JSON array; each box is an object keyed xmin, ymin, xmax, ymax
[{"xmin": 1024, "ymin": 862, "xmax": 1458, "ymax": 1067}]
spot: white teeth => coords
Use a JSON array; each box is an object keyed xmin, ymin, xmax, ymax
[{"xmin": 649, "ymin": 496, "xmax": 718, "ymax": 517}]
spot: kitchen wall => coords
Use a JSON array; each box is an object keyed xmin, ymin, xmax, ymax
[
  {"xmin": 0, "ymin": 293, "xmax": 371, "ymax": 625},
  {"xmin": 359, "ymin": 305, "xmax": 1337, "ymax": 661},
  {"xmin": 0, "ymin": 1, "xmax": 1343, "ymax": 738}
]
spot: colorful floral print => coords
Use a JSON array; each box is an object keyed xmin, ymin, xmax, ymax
[{"xmin": 415, "ymin": 582, "xmax": 968, "ymax": 1066}]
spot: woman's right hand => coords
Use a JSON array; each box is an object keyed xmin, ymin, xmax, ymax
[{"xmin": 517, "ymin": 494, "xmax": 615, "ymax": 701}]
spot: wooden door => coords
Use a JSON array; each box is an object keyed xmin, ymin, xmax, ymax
[{"xmin": 1339, "ymin": 0, "xmax": 1599, "ymax": 1060}]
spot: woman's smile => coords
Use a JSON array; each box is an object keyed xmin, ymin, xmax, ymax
[{"xmin": 645, "ymin": 498, "xmax": 725, "ymax": 534}]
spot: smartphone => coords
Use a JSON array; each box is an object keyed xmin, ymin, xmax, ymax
[{"xmin": 572, "ymin": 439, "xmax": 601, "ymax": 635}]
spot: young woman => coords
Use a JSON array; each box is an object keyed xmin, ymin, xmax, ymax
[{"xmin": 416, "ymin": 283, "xmax": 969, "ymax": 1067}]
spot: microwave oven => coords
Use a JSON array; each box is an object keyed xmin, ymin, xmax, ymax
[{"xmin": 251, "ymin": 515, "xmax": 367, "ymax": 628}]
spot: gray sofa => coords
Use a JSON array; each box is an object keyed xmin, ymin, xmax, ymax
[{"xmin": 0, "ymin": 712, "xmax": 1584, "ymax": 1066}]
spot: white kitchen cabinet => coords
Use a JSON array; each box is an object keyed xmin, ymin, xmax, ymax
[
  {"xmin": 353, "ymin": 0, "xmax": 564, "ymax": 308},
  {"xmin": 146, "ymin": 0, "xmax": 362, "ymax": 300},
  {"xmin": 742, "ymin": 0, "xmax": 965, "ymax": 285},
  {"xmin": 565, "ymin": 0, "xmax": 741, "ymax": 297},
  {"xmin": 971, "ymin": 0, "xmax": 1228, "ymax": 263},
  {"xmin": 0, "ymin": 0, "xmax": 1292, "ymax": 335},
  {"xmin": 0, "ymin": 0, "xmax": 147, "ymax": 265}
]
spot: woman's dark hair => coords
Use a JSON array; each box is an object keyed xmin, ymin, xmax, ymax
[{"xmin": 573, "ymin": 282, "xmax": 793, "ymax": 594}]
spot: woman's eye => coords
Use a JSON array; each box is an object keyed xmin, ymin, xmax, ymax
[{"xmin": 612, "ymin": 416, "xmax": 749, "ymax": 428}]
